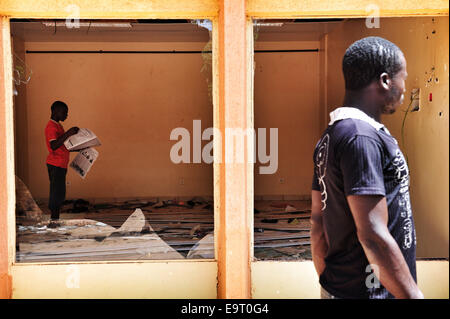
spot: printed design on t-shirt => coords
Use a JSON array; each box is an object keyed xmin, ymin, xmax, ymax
[
  {"xmin": 392, "ymin": 149, "xmax": 414, "ymax": 249},
  {"xmin": 315, "ymin": 134, "xmax": 330, "ymax": 211}
]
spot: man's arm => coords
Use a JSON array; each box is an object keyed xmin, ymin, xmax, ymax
[
  {"xmin": 347, "ymin": 195, "xmax": 423, "ymax": 299},
  {"xmin": 311, "ymin": 190, "xmax": 328, "ymax": 276},
  {"xmin": 50, "ymin": 127, "xmax": 79, "ymax": 151}
]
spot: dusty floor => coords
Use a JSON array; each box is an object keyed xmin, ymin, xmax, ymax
[{"xmin": 16, "ymin": 198, "xmax": 311, "ymax": 262}]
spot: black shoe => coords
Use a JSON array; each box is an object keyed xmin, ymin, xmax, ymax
[{"xmin": 48, "ymin": 220, "xmax": 61, "ymax": 228}]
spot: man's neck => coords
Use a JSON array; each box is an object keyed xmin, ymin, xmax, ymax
[
  {"xmin": 50, "ymin": 116, "xmax": 59, "ymax": 123},
  {"xmin": 343, "ymin": 90, "xmax": 383, "ymax": 122}
]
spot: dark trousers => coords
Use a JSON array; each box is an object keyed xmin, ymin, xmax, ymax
[{"xmin": 47, "ymin": 164, "xmax": 67, "ymax": 220}]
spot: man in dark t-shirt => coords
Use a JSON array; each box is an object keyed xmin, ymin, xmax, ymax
[{"xmin": 311, "ymin": 37, "xmax": 423, "ymax": 299}]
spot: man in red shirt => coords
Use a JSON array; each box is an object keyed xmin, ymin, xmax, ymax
[{"xmin": 45, "ymin": 101, "xmax": 79, "ymax": 227}]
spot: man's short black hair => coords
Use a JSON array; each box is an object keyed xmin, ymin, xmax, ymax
[
  {"xmin": 51, "ymin": 100, "xmax": 68, "ymax": 113},
  {"xmin": 342, "ymin": 36, "xmax": 404, "ymax": 91}
]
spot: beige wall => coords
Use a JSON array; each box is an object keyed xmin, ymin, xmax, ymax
[
  {"xmin": 12, "ymin": 261, "xmax": 217, "ymax": 298},
  {"xmin": 14, "ymin": 38, "xmax": 321, "ymax": 199},
  {"xmin": 325, "ymin": 17, "xmax": 449, "ymax": 258},
  {"xmin": 12, "ymin": 36, "xmax": 29, "ymax": 186},
  {"xmin": 12, "ymin": 259, "xmax": 447, "ymax": 298},
  {"xmin": 14, "ymin": 40, "xmax": 214, "ymax": 199},
  {"xmin": 252, "ymin": 260, "xmax": 449, "ymax": 299},
  {"xmin": 254, "ymin": 40, "xmax": 320, "ymax": 197}
]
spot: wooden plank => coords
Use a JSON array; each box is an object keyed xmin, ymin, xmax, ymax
[
  {"xmin": 247, "ymin": 0, "xmax": 449, "ymax": 18},
  {"xmin": 254, "ymin": 234, "xmax": 310, "ymax": 241},
  {"xmin": 0, "ymin": 0, "xmax": 219, "ymax": 19},
  {"xmin": 254, "ymin": 223, "xmax": 310, "ymax": 231},
  {"xmin": 255, "ymin": 241, "xmax": 310, "ymax": 249}
]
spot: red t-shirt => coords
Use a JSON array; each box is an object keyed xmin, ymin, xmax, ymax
[{"xmin": 45, "ymin": 120, "xmax": 69, "ymax": 168}]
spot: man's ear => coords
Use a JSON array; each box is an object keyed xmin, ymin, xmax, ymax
[{"xmin": 379, "ymin": 72, "xmax": 391, "ymax": 90}]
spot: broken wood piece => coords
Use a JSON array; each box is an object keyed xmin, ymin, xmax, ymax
[
  {"xmin": 152, "ymin": 201, "xmax": 167, "ymax": 208},
  {"xmin": 116, "ymin": 208, "xmax": 148, "ymax": 233},
  {"xmin": 254, "ymin": 223, "xmax": 310, "ymax": 232},
  {"xmin": 270, "ymin": 202, "xmax": 289, "ymax": 209},
  {"xmin": 69, "ymin": 198, "xmax": 90, "ymax": 213},
  {"xmin": 187, "ymin": 233, "xmax": 214, "ymax": 259},
  {"xmin": 254, "ymin": 213, "xmax": 310, "ymax": 220},
  {"xmin": 92, "ymin": 203, "xmax": 117, "ymax": 210},
  {"xmin": 254, "ymin": 233, "xmax": 310, "ymax": 241},
  {"xmin": 255, "ymin": 241, "xmax": 310, "ymax": 249},
  {"xmin": 285, "ymin": 205, "xmax": 300, "ymax": 213},
  {"xmin": 15, "ymin": 175, "xmax": 43, "ymax": 222},
  {"xmin": 189, "ymin": 224, "xmax": 202, "ymax": 236},
  {"xmin": 202, "ymin": 203, "xmax": 213, "ymax": 210}
]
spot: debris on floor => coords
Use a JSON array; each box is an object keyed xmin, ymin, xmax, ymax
[
  {"xmin": 114, "ymin": 208, "xmax": 151, "ymax": 235},
  {"xmin": 261, "ymin": 218, "xmax": 278, "ymax": 223},
  {"xmin": 270, "ymin": 202, "xmax": 289, "ymax": 209},
  {"xmin": 187, "ymin": 233, "xmax": 214, "ymax": 259},
  {"xmin": 66, "ymin": 199, "xmax": 91, "ymax": 213},
  {"xmin": 285, "ymin": 205, "xmax": 298, "ymax": 212},
  {"xmin": 16, "ymin": 190, "xmax": 312, "ymax": 262},
  {"xmin": 15, "ymin": 176, "xmax": 42, "ymax": 222},
  {"xmin": 16, "ymin": 208, "xmax": 185, "ymax": 262}
]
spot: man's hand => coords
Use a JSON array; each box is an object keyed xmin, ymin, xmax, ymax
[
  {"xmin": 347, "ymin": 195, "xmax": 424, "ymax": 299},
  {"xmin": 50, "ymin": 127, "xmax": 79, "ymax": 150},
  {"xmin": 311, "ymin": 190, "xmax": 328, "ymax": 276},
  {"xmin": 67, "ymin": 127, "xmax": 79, "ymax": 136}
]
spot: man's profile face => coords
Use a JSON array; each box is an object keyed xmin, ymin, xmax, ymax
[
  {"xmin": 55, "ymin": 107, "xmax": 68, "ymax": 122},
  {"xmin": 383, "ymin": 53, "xmax": 407, "ymax": 114}
]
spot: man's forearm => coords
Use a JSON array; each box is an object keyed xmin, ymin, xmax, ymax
[
  {"xmin": 348, "ymin": 195, "xmax": 423, "ymax": 299},
  {"xmin": 311, "ymin": 190, "xmax": 327, "ymax": 276},
  {"xmin": 50, "ymin": 132, "xmax": 71, "ymax": 150},
  {"xmin": 359, "ymin": 232, "xmax": 422, "ymax": 299},
  {"xmin": 311, "ymin": 224, "xmax": 327, "ymax": 276}
]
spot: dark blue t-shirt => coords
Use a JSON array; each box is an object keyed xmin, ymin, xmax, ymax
[{"xmin": 312, "ymin": 117, "xmax": 417, "ymax": 299}]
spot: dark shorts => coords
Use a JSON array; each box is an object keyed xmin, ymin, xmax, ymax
[{"xmin": 47, "ymin": 164, "xmax": 67, "ymax": 218}]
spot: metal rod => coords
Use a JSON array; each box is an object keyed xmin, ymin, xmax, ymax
[{"xmin": 26, "ymin": 49, "xmax": 318, "ymax": 54}]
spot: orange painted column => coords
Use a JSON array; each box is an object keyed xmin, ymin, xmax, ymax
[
  {"xmin": 0, "ymin": 16, "xmax": 13, "ymax": 299},
  {"xmin": 217, "ymin": 0, "xmax": 252, "ymax": 298}
]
